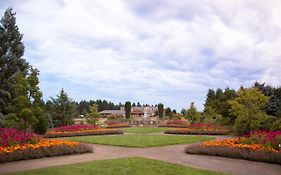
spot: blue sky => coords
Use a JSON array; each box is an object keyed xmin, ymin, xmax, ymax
[{"xmin": 1, "ymin": 0, "xmax": 281, "ymax": 111}]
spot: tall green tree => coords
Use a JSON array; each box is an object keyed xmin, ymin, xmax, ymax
[
  {"xmin": 185, "ymin": 102, "xmax": 201, "ymax": 123},
  {"xmin": 86, "ymin": 104, "xmax": 99, "ymax": 125},
  {"xmin": 5, "ymin": 68, "xmax": 45, "ymax": 134},
  {"xmin": 125, "ymin": 101, "xmax": 131, "ymax": 120},
  {"xmin": 229, "ymin": 87, "xmax": 273, "ymax": 134},
  {"xmin": 158, "ymin": 103, "xmax": 164, "ymax": 119},
  {"xmin": 0, "ymin": 8, "xmax": 29, "ymax": 115},
  {"xmin": 48, "ymin": 89, "xmax": 76, "ymax": 126}
]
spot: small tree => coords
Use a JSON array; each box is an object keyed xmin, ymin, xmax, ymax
[
  {"xmin": 229, "ymin": 87, "xmax": 272, "ymax": 134},
  {"xmin": 185, "ymin": 102, "xmax": 201, "ymax": 124},
  {"xmin": 125, "ymin": 101, "xmax": 131, "ymax": 120},
  {"xmin": 86, "ymin": 104, "xmax": 99, "ymax": 125},
  {"xmin": 158, "ymin": 103, "xmax": 164, "ymax": 119},
  {"xmin": 165, "ymin": 107, "xmax": 172, "ymax": 119}
]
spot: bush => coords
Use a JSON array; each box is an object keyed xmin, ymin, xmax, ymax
[
  {"xmin": 33, "ymin": 115, "xmax": 48, "ymax": 135},
  {"xmin": 44, "ymin": 129, "xmax": 123, "ymax": 138}
]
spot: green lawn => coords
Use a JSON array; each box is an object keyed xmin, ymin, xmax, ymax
[
  {"xmin": 7, "ymin": 157, "xmax": 228, "ymax": 175},
  {"xmin": 68, "ymin": 134, "xmax": 214, "ymax": 147},
  {"xmin": 122, "ymin": 127, "xmax": 172, "ymax": 134}
]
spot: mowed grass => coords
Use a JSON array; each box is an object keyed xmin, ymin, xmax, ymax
[
  {"xmin": 122, "ymin": 127, "xmax": 172, "ymax": 134},
  {"xmin": 7, "ymin": 157, "xmax": 228, "ymax": 175},
  {"xmin": 68, "ymin": 134, "xmax": 214, "ymax": 147}
]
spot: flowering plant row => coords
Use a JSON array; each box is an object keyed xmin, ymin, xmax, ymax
[
  {"xmin": 158, "ymin": 119, "xmax": 189, "ymax": 128},
  {"xmin": 105, "ymin": 120, "xmax": 131, "ymax": 128},
  {"xmin": 164, "ymin": 123, "xmax": 229, "ymax": 135},
  {"xmin": 185, "ymin": 131, "xmax": 281, "ymax": 164},
  {"xmin": 44, "ymin": 128, "xmax": 123, "ymax": 138},
  {"xmin": 50, "ymin": 125, "xmax": 98, "ymax": 132},
  {"xmin": 0, "ymin": 139, "xmax": 92, "ymax": 163},
  {"xmin": 0, "ymin": 128, "xmax": 38, "ymax": 147}
]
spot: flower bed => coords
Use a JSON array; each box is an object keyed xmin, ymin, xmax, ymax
[
  {"xmin": 0, "ymin": 128, "xmax": 38, "ymax": 147},
  {"xmin": 50, "ymin": 125, "xmax": 98, "ymax": 132},
  {"xmin": 105, "ymin": 120, "xmax": 131, "ymax": 128},
  {"xmin": 165, "ymin": 123, "xmax": 229, "ymax": 135},
  {"xmin": 158, "ymin": 119, "xmax": 189, "ymax": 128},
  {"xmin": 44, "ymin": 129, "xmax": 123, "ymax": 138},
  {"xmin": 185, "ymin": 131, "xmax": 281, "ymax": 164},
  {"xmin": 0, "ymin": 128, "xmax": 92, "ymax": 163}
]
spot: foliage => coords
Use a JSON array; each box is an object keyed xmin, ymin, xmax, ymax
[
  {"xmin": 184, "ymin": 102, "xmax": 201, "ymax": 123},
  {"xmin": 203, "ymin": 105, "xmax": 222, "ymax": 124},
  {"xmin": 158, "ymin": 103, "xmax": 164, "ymax": 118},
  {"xmin": 0, "ymin": 8, "xmax": 29, "ymax": 115},
  {"xmin": 122, "ymin": 127, "xmax": 170, "ymax": 134},
  {"xmin": 33, "ymin": 115, "xmax": 47, "ymax": 135},
  {"xmin": 46, "ymin": 89, "xmax": 76, "ymax": 127},
  {"xmin": 5, "ymin": 68, "xmax": 45, "ymax": 134},
  {"xmin": 86, "ymin": 104, "xmax": 99, "ymax": 124},
  {"xmin": 204, "ymin": 88, "xmax": 237, "ymax": 124},
  {"xmin": 125, "ymin": 101, "xmax": 131, "ymax": 119},
  {"xmin": 165, "ymin": 107, "xmax": 172, "ymax": 118},
  {"xmin": 254, "ymin": 82, "xmax": 281, "ymax": 118},
  {"xmin": 271, "ymin": 119, "xmax": 281, "ymax": 131},
  {"xmin": 77, "ymin": 99, "xmax": 122, "ymax": 114},
  {"xmin": 45, "ymin": 113, "xmax": 54, "ymax": 128},
  {"xmin": 228, "ymin": 87, "xmax": 272, "ymax": 134},
  {"xmin": 0, "ymin": 139, "xmax": 92, "ymax": 163},
  {"xmin": 69, "ymin": 134, "xmax": 214, "ymax": 148}
]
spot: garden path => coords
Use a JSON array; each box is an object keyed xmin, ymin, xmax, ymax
[{"xmin": 0, "ymin": 135, "xmax": 280, "ymax": 175}]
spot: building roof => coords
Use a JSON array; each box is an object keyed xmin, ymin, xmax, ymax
[{"xmin": 100, "ymin": 110, "xmax": 125, "ymax": 115}]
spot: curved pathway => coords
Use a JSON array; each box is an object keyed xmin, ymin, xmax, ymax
[{"xmin": 0, "ymin": 135, "xmax": 280, "ymax": 175}]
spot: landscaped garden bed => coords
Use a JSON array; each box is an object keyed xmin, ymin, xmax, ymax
[
  {"xmin": 0, "ymin": 128, "xmax": 92, "ymax": 163},
  {"xmin": 165, "ymin": 123, "xmax": 229, "ymax": 135},
  {"xmin": 185, "ymin": 131, "xmax": 281, "ymax": 164},
  {"xmin": 158, "ymin": 119, "xmax": 189, "ymax": 128},
  {"xmin": 105, "ymin": 120, "xmax": 131, "ymax": 128},
  {"xmin": 44, "ymin": 125, "xmax": 123, "ymax": 138}
]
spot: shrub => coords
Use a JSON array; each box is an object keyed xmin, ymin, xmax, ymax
[
  {"xmin": 158, "ymin": 119, "xmax": 189, "ymax": 128},
  {"xmin": 33, "ymin": 115, "xmax": 48, "ymax": 135}
]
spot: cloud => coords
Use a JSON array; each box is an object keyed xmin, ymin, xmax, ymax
[{"xmin": 1, "ymin": 0, "xmax": 281, "ymax": 111}]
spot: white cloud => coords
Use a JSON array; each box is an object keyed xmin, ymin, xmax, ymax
[{"xmin": 1, "ymin": 0, "xmax": 281, "ymax": 111}]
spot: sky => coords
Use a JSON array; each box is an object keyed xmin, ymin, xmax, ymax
[{"xmin": 0, "ymin": 0, "xmax": 281, "ymax": 111}]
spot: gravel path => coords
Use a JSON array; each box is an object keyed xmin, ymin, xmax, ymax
[{"xmin": 0, "ymin": 135, "xmax": 280, "ymax": 175}]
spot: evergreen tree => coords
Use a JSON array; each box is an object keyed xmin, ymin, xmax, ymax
[
  {"xmin": 158, "ymin": 103, "xmax": 164, "ymax": 119},
  {"xmin": 0, "ymin": 8, "xmax": 29, "ymax": 115},
  {"xmin": 5, "ymin": 68, "xmax": 45, "ymax": 134},
  {"xmin": 165, "ymin": 107, "xmax": 172, "ymax": 119},
  {"xmin": 185, "ymin": 102, "xmax": 201, "ymax": 123},
  {"xmin": 48, "ymin": 89, "xmax": 76, "ymax": 126},
  {"xmin": 86, "ymin": 104, "xmax": 99, "ymax": 125},
  {"xmin": 125, "ymin": 101, "xmax": 131, "ymax": 119}
]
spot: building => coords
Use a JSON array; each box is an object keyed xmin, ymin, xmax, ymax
[{"xmin": 99, "ymin": 106, "xmax": 159, "ymax": 125}]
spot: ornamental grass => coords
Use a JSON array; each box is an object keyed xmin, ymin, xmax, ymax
[
  {"xmin": 44, "ymin": 128, "xmax": 123, "ymax": 138},
  {"xmin": 185, "ymin": 130, "xmax": 281, "ymax": 164}
]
